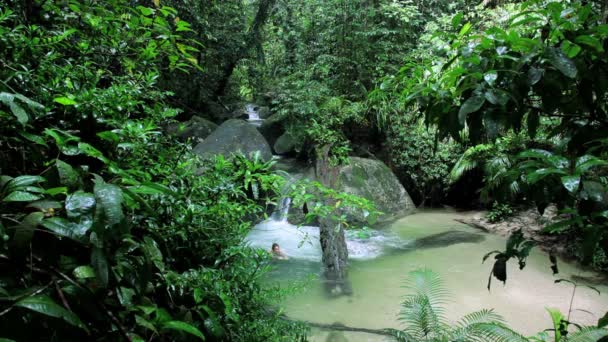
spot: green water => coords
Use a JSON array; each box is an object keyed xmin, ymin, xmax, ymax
[{"xmin": 268, "ymin": 210, "xmax": 608, "ymax": 341}]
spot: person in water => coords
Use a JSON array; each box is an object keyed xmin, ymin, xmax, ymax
[{"xmin": 271, "ymin": 243, "xmax": 288, "ymax": 260}]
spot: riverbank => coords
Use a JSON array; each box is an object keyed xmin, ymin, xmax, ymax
[{"xmin": 455, "ymin": 206, "xmax": 577, "ymax": 264}]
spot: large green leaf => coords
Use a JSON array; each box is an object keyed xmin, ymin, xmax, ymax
[
  {"xmin": 458, "ymin": 94, "xmax": 485, "ymax": 125},
  {"xmin": 561, "ymin": 175, "xmax": 580, "ymax": 193},
  {"xmin": 9, "ymin": 101, "xmax": 28, "ymax": 125},
  {"xmin": 2, "ymin": 191, "xmax": 41, "ymax": 202},
  {"xmin": 94, "ymin": 181, "xmax": 124, "ymax": 227},
  {"xmin": 15, "ymin": 295, "xmax": 89, "ymax": 332},
  {"xmin": 3, "ymin": 175, "xmax": 45, "ymax": 192},
  {"xmin": 41, "ymin": 217, "xmax": 90, "ymax": 242},
  {"xmin": 65, "ymin": 191, "xmax": 96, "ymax": 218},
  {"xmin": 163, "ymin": 321, "xmax": 205, "ymax": 340},
  {"xmin": 545, "ymin": 47, "xmax": 577, "ymax": 78},
  {"xmin": 56, "ymin": 160, "xmax": 81, "ymax": 190},
  {"xmin": 73, "ymin": 266, "xmax": 96, "ymax": 279}
]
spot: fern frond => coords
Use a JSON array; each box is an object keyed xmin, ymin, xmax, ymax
[
  {"xmin": 399, "ymin": 269, "xmax": 450, "ymax": 339},
  {"xmin": 463, "ymin": 322, "xmax": 529, "ymax": 342},
  {"xmin": 566, "ymin": 326, "xmax": 608, "ymax": 342},
  {"xmin": 449, "ymin": 154, "xmax": 479, "ymax": 183}
]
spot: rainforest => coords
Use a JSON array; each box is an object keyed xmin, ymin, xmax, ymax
[{"xmin": 1, "ymin": 0, "xmax": 608, "ymax": 341}]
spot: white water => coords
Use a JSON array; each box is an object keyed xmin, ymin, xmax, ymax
[
  {"xmin": 245, "ymin": 104, "xmax": 264, "ymax": 127},
  {"xmin": 245, "ymin": 198, "xmax": 409, "ymax": 260}
]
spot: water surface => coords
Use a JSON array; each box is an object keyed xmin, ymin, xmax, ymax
[{"xmin": 263, "ymin": 210, "xmax": 608, "ymax": 341}]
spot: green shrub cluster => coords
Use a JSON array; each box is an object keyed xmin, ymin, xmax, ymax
[{"xmin": 0, "ymin": 2, "xmax": 305, "ymax": 341}]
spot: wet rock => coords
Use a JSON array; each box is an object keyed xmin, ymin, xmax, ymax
[
  {"xmin": 258, "ymin": 106, "xmax": 271, "ymax": 119},
  {"xmin": 165, "ymin": 116, "xmax": 218, "ymax": 145},
  {"xmin": 273, "ymin": 132, "xmax": 297, "ymax": 155},
  {"xmin": 413, "ymin": 230, "xmax": 485, "ymax": 249},
  {"xmin": 258, "ymin": 114, "xmax": 285, "ymax": 148},
  {"xmin": 193, "ymin": 119, "xmax": 273, "ymax": 160}
]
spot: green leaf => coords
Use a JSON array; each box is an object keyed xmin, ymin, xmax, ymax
[
  {"xmin": 598, "ymin": 311, "xmax": 608, "ymax": 328},
  {"xmin": 458, "ymin": 94, "xmax": 485, "ymax": 125},
  {"xmin": 9, "ymin": 101, "xmax": 28, "ymax": 125},
  {"xmin": 27, "ymin": 200, "xmax": 62, "ymax": 210},
  {"xmin": 459, "ymin": 22, "xmax": 472, "ymax": 36},
  {"xmin": 560, "ymin": 175, "xmax": 580, "ymax": 193},
  {"xmin": 561, "ymin": 40, "xmax": 582, "ymax": 58},
  {"xmin": 4, "ymin": 175, "xmax": 45, "ymax": 192},
  {"xmin": 527, "ymin": 67, "xmax": 543, "ymax": 85},
  {"xmin": 143, "ymin": 237, "xmax": 164, "ymax": 271},
  {"xmin": 575, "ymin": 35, "xmax": 604, "ymax": 52},
  {"xmin": 546, "ymin": 47, "xmax": 577, "ymax": 78},
  {"xmin": 19, "ymin": 132, "xmax": 48, "ymax": 147},
  {"xmin": 3, "ymin": 191, "xmax": 41, "ymax": 202},
  {"xmin": 41, "ymin": 217, "xmax": 89, "ymax": 242},
  {"xmin": 56, "ymin": 160, "xmax": 81, "ymax": 190},
  {"xmin": 484, "ymin": 71, "xmax": 498, "ymax": 86},
  {"xmin": 91, "ymin": 247, "xmax": 109, "ymax": 287},
  {"xmin": 15, "ymin": 295, "xmax": 89, "ymax": 332},
  {"xmin": 163, "ymin": 321, "xmax": 205, "ymax": 340},
  {"xmin": 12, "ymin": 212, "xmax": 44, "ymax": 247},
  {"xmin": 65, "ymin": 191, "xmax": 95, "ymax": 218},
  {"xmin": 53, "ymin": 97, "xmax": 77, "ymax": 106},
  {"xmin": 94, "ymin": 181, "xmax": 124, "ymax": 227},
  {"xmin": 73, "ymin": 266, "xmax": 96, "ymax": 279},
  {"xmin": 452, "ymin": 13, "xmax": 464, "ymax": 29}
]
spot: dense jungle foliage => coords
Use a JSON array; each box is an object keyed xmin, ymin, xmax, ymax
[{"xmin": 1, "ymin": 0, "xmax": 608, "ymax": 340}]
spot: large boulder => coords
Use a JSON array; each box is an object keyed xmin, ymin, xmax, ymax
[
  {"xmin": 279, "ymin": 157, "xmax": 415, "ymax": 225},
  {"xmin": 273, "ymin": 132, "xmax": 297, "ymax": 155},
  {"xmin": 336, "ymin": 157, "xmax": 415, "ymax": 223},
  {"xmin": 258, "ymin": 114, "xmax": 284, "ymax": 148},
  {"xmin": 166, "ymin": 116, "xmax": 218, "ymax": 145},
  {"xmin": 193, "ymin": 119, "xmax": 273, "ymax": 160}
]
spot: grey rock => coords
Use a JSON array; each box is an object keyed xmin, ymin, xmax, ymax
[
  {"xmin": 193, "ymin": 119, "xmax": 273, "ymax": 160},
  {"xmin": 166, "ymin": 116, "xmax": 218, "ymax": 145},
  {"xmin": 273, "ymin": 132, "xmax": 297, "ymax": 155}
]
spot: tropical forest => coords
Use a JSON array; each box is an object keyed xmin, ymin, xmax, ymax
[{"xmin": 1, "ymin": 0, "xmax": 608, "ymax": 341}]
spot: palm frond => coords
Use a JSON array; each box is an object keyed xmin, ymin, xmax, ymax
[
  {"xmin": 399, "ymin": 269, "xmax": 449, "ymax": 339},
  {"xmin": 566, "ymin": 326, "xmax": 608, "ymax": 342},
  {"xmin": 462, "ymin": 322, "xmax": 530, "ymax": 342},
  {"xmin": 449, "ymin": 154, "xmax": 479, "ymax": 183}
]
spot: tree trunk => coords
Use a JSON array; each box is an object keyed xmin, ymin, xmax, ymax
[
  {"xmin": 213, "ymin": 0, "xmax": 277, "ymax": 98},
  {"xmin": 315, "ymin": 145, "xmax": 351, "ymax": 296}
]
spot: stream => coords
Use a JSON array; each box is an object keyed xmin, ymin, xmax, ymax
[{"xmin": 248, "ymin": 210, "xmax": 608, "ymax": 341}]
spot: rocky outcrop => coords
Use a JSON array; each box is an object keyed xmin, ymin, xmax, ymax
[
  {"xmin": 258, "ymin": 114, "xmax": 285, "ymax": 148},
  {"xmin": 279, "ymin": 157, "xmax": 415, "ymax": 224},
  {"xmin": 336, "ymin": 157, "xmax": 415, "ymax": 223},
  {"xmin": 193, "ymin": 119, "xmax": 273, "ymax": 160},
  {"xmin": 166, "ymin": 116, "xmax": 218, "ymax": 145},
  {"xmin": 273, "ymin": 132, "xmax": 297, "ymax": 155}
]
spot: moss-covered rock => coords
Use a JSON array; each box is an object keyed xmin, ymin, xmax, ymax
[
  {"xmin": 278, "ymin": 157, "xmax": 415, "ymax": 225},
  {"xmin": 336, "ymin": 157, "xmax": 415, "ymax": 223},
  {"xmin": 273, "ymin": 132, "xmax": 297, "ymax": 155},
  {"xmin": 258, "ymin": 114, "xmax": 285, "ymax": 148},
  {"xmin": 193, "ymin": 119, "xmax": 273, "ymax": 160},
  {"xmin": 166, "ymin": 116, "xmax": 218, "ymax": 145}
]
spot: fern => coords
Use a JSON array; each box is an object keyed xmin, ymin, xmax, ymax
[{"xmin": 566, "ymin": 326, "xmax": 608, "ymax": 342}]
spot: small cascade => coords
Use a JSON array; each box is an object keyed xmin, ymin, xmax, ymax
[
  {"xmin": 245, "ymin": 104, "xmax": 264, "ymax": 127},
  {"xmin": 271, "ymin": 197, "xmax": 292, "ymax": 222},
  {"xmin": 244, "ymin": 196, "xmax": 410, "ymax": 260}
]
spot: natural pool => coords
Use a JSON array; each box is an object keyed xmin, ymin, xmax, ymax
[{"xmin": 253, "ymin": 210, "xmax": 608, "ymax": 341}]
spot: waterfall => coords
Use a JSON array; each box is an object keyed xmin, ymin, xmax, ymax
[
  {"xmin": 271, "ymin": 197, "xmax": 292, "ymax": 222},
  {"xmin": 245, "ymin": 104, "xmax": 264, "ymax": 127}
]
